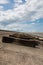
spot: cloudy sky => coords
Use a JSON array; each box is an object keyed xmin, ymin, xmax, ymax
[{"xmin": 0, "ymin": 0, "xmax": 43, "ymax": 32}]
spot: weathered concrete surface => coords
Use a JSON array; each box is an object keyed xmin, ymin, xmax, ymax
[{"xmin": 0, "ymin": 30, "xmax": 43, "ymax": 65}]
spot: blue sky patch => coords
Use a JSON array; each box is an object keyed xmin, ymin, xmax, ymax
[{"xmin": 0, "ymin": 0, "xmax": 43, "ymax": 32}]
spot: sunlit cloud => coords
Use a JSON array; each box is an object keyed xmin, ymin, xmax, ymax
[
  {"xmin": 0, "ymin": 0, "xmax": 9, "ymax": 4},
  {"xmin": 0, "ymin": 0, "xmax": 43, "ymax": 32}
]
